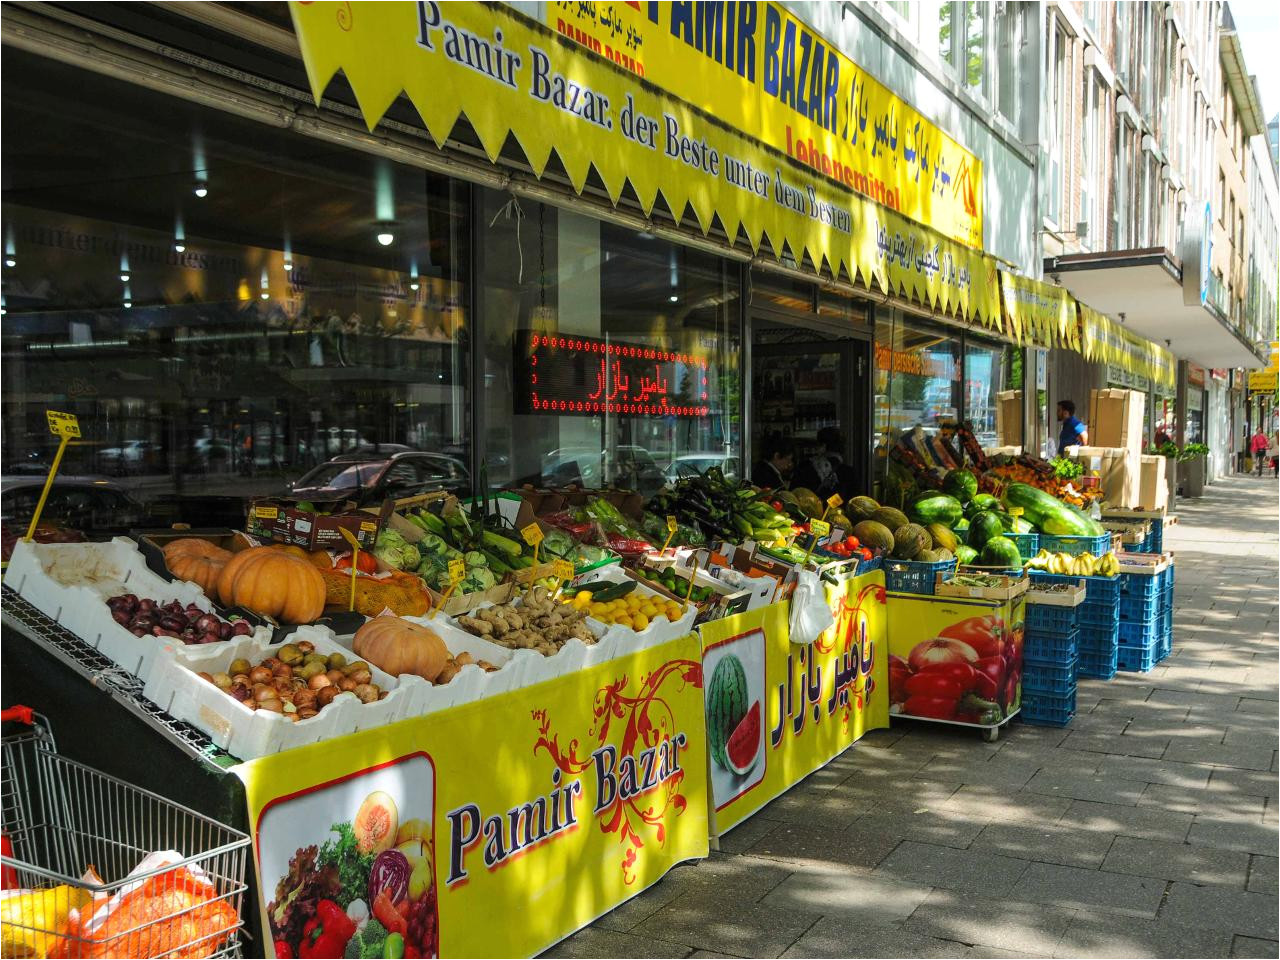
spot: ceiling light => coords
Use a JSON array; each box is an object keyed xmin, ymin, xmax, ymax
[
  {"xmin": 410, "ymin": 282, "xmax": 420, "ymax": 291},
  {"xmin": 376, "ymin": 231, "xmax": 395, "ymax": 246},
  {"xmin": 284, "ymin": 260, "xmax": 293, "ymax": 271},
  {"xmin": 669, "ymin": 294, "xmax": 679, "ymax": 302},
  {"xmin": 123, "ymin": 300, "xmax": 132, "ymax": 309},
  {"xmin": 120, "ymin": 272, "xmax": 130, "ymax": 282},
  {"xmin": 194, "ymin": 181, "xmax": 208, "ymax": 198},
  {"xmin": 4, "ymin": 257, "xmax": 14, "ymax": 268},
  {"xmin": 261, "ymin": 292, "xmax": 270, "ymax": 300},
  {"xmin": 174, "ymin": 242, "xmax": 186, "ymax": 253}
]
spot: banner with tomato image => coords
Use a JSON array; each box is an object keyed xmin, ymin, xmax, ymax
[
  {"xmin": 234, "ymin": 633, "xmax": 710, "ymax": 959},
  {"xmin": 886, "ymin": 594, "xmax": 1027, "ymax": 728},
  {"xmin": 699, "ymin": 571, "xmax": 890, "ymax": 836}
]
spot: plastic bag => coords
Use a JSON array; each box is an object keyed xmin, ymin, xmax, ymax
[{"xmin": 788, "ymin": 569, "xmax": 835, "ymax": 644}]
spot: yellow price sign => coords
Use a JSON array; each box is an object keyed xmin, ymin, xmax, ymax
[
  {"xmin": 809, "ymin": 519, "xmax": 831, "ymax": 537},
  {"xmin": 551, "ymin": 559, "xmax": 574, "ymax": 582},
  {"xmin": 666, "ymin": 515, "xmax": 679, "ymax": 533},
  {"xmin": 520, "ymin": 523, "xmax": 544, "ymax": 546},
  {"xmin": 45, "ymin": 410, "xmax": 80, "ymax": 439},
  {"xmin": 448, "ymin": 558, "xmax": 467, "ymax": 584},
  {"xmin": 826, "ymin": 494, "xmax": 843, "ymax": 509},
  {"xmin": 338, "ymin": 528, "xmax": 363, "ymax": 611},
  {"xmin": 1008, "ymin": 507, "xmax": 1024, "ymax": 517}
]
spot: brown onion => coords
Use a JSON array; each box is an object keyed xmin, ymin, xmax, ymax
[
  {"xmin": 316, "ymin": 686, "xmax": 339, "ymax": 707},
  {"xmin": 352, "ymin": 683, "xmax": 379, "ymax": 704},
  {"xmin": 308, "ymin": 673, "xmax": 332, "ymax": 690},
  {"xmin": 257, "ymin": 699, "xmax": 284, "ymax": 713},
  {"xmin": 338, "ymin": 677, "xmax": 357, "ymax": 693},
  {"xmin": 249, "ymin": 665, "xmax": 273, "ymax": 685}
]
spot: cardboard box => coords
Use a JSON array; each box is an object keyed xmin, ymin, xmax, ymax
[
  {"xmin": 997, "ymin": 390, "xmax": 1023, "ymax": 446},
  {"xmin": 248, "ymin": 498, "xmax": 392, "ymax": 551},
  {"xmin": 1089, "ymin": 389, "xmax": 1145, "ymax": 455},
  {"xmin": 1070, "ymin": 446, "xmax": 1140, "ymax": 509},
  {"xmin": 935, "ymin": 572, "xmax": 1029, "ymax": 602},
  {"xmin": 1139, "ymin": 455, "xmax": 1169, "ymax": 511},
  {"xmin": 1026, "ymin": 580, "xmax": 1087, "ymax": 607}
]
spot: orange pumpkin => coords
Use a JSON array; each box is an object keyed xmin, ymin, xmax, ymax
[
  {"xmin": 216, "ymin": 546, "xmax": 326, "ymax": 624},
  {"xmin": 353, "ymin": 616, "xmax": 448, "ymax": 681},
  {"xmin": 162, "ymin": 538, "xmax": 232, "ymax": 595}
]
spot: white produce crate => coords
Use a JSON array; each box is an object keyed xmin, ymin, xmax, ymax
[
  {"xmin": 144, "ymin": 625, "xmax": 428, "ymax": 761},
  {"xmin": 3, "ymin": 538, "xmax": 255, "ymax": 683}
]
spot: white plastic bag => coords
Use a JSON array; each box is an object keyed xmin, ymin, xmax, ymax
[{"xmin": 788, "ymin": 569, "xmax": 835, "ymax": 644}]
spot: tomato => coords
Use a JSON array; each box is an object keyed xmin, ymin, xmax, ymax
[
  {"xmin": 905, "ymin": 672, "xmax": 965, "ymax": 699},
  {"xmin": 939, "ymin": 615, "xmax": 1006, "ymax": 660},
  {"xmin": 915, "ymin": 660, "xmax": 977, "ymax": 689},
  {"xmin": 860, "ymin": 548, "xmax": 873, "ymax": 561},
  {"xmin": 908, "ymin": 637, "xmax": 979, "ymax": 673},
  {"xmin": 904, "ymin": 695, "xmax": 958, "ymax": 720}
]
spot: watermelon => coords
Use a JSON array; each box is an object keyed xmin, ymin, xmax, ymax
[
  {"xmin": 910, "ymin": 493, "xmax": 964, "ymax": 527},
  {"xmin": 725, "ymin": 701, "xmax": 762, "ymax": 775},
  {"xmin": 942, "ymin": 469, "xmax": 978, "ymax": 504},
  {"xmin": 892, "ymin": 524, "xmax": 930, "ymax": 560},
  {"xmin": 980, "ymin": 536, "xmax": 1022, "ymax": 569},
  {"xmin": 965, "ymin": 494, "xmax": 1000, "ymax": 518},
  {"xmin": 852, "ymin": 520, "xmax": 894, "ymax": 552},
  {"xmin": 955, "ymin": 545, "xmax": 978, "ymax": 565},
  {"xmin": 1001, "ymin": 482, "xmax": 1103, "ymax": 537},
  {"xmin": 967, "ymin": 510, "xmax": 1005, "ymax": 548},
  {"xmin": 707, "ymin": 655, "xmax": 748, "ymax": 771}
]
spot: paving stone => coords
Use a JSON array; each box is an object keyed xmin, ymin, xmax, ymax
[
  {"xmin": 969, "ymin": 821, "xmax": 1116, "ymax": 869},
  {"xmin": 1186, "ymin": 819, "xmax": 1280, "ymax": 855},
  {"xmin": 1024, "ymin": 769, "xmax": 1148, "ymax": 805},
  {"xmin": 940, "ymin": 784, "xmax": 1073, "ymax": 824},
  {"xmin": 1012, "ymin": 860, "xmax": 1167, "ymax": 918},
  {"xmin": 1163, "ymin": 739, "xmax": 1277, "ymax": 770},
  {"xmin": 1051, "ymin": 916, "xmax": 1235, "ymax": 958},
  {"xmin": 1206, "ymin": 766, "xmax": 1280, "ymax": 799},
  {"xmin": 1100, "ymin": 835, "xmax": 1250, "ymax": 887},
  {"xmin": 779, "ymin": 917, "xmax": 965, "ymax": 958},
  {"xmin": 590, "ymin": 879, "xmax": 683, "ymax": 933},
  {"xmin": 1059, "ymin": 731, "xmax": 1171, "ymax": 758},
  {"xmin": 744, "ymin": 821, "xmax": 901, "ymax": 872},
  {"xmin": 1231, "ymin": 936, "xmax": 1280, "ymax": 958},
  {"xmin": 1248, "ymin": 855, "xmax": 1278, "ymax": 896},
  {"xmin": 713, "ymin": 813, "xmax": 781, "ymax": 855},
  {"xmin": 912, "ymin": 755, "xmax": 1043, "ymax": 788},
  {"xmin": 1094, "ymin": 755, "xmax": 1214, "ymax": 787},
  {"xmin": 1138, "ymin": 782, "xmax": 1269, "ymax": 820},
  {"xmin": 874, "ymin": 840, "xmax": 1028, "ymax": 897},
  {"xmin": 757, "ymin": 868, "xmax": 934, "ymax": 926},
  {"xmin": 1238, "ymin": 698, "xmax": 1280, "ymax": 716},
  {"xmin": 542, "ymin": 927, "xmax": 694, "ymax": 958},
  {"xmin": 631, "ymin": 899, "xmax": 821, "ymax": 958},
  {"xmin": 1160, "ymin": 882, "xmax": 1279, "ymax": 939},
  {"xmin": 902, "ymin": 889, "xmax": 1076, "ymax": 956},
  {"xmin": 849, "ymin": 809, "xmax": 991, "ymax": 850},
  {"xmin": 659, "ymin": 853, "xmax": 794, "ymax": 904}
]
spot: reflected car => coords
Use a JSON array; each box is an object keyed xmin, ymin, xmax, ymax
[
  {"xmin": 98, "ymin": 440, "xmax": 162, "ymax": 475},
  {"xmin": 0, "ymin": 476, "xmax": 150, "ymax": 535},
  {"xmin": 541, "ymin": 446, "xmax": 666, "ymax": 496},
  {"xmin": 286, "ymin": 451, "xmax": 471, "ymax": 506},
  {"xmin": 664, "ymin": 454, "xmax": 740, "ymax": 483}
]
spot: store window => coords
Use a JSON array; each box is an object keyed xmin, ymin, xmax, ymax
[
  {"xmin": 1, "ymin": 51, "xmax": 470, "ymax": 530},
  {"xmin": 875, "ymin": 310, "xmax": 962, "ymax": 448},
  {"xmin": 476, "ymin": 191, "xmax": 741, "ymax": 496},
  {"xmin": 964, "ymin": 338, "xmax": 1018, "ymax": 447}
]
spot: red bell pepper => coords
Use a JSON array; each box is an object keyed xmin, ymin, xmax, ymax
[
  {"xmin": 939, "ymin": 615, "xmax": 1006, "ymax": 660},
  {"xmin": 914, "ymin": 660, "xmax": 977, "ymax": 689},
  {"xmin": 904, "ymin": 695, "xmax": 958, "ymax": 720},
  {"xmin": 274, "ymin": 941, "xmax": 294, "ymax": 959},
  {"xmin": 904, "ymin": 672, "xmax": 965, "ymax": 700},
  {"xmin": 298, "ymin": 900, "xmax": 355, "ymax": 959}
]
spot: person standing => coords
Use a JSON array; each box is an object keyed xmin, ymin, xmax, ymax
[
  {"xmin": 792, "ymin": 426, "xmax": 854, "ymax": 500},
  {"xmin": 1251, "ymin": 427, "xmax": 1269, "ymax": 476},
  {"xmin": 751, "ymin": 435, "xmax": 795, "ymax": 490},
  {"xmin": 1057, "ymin": 400, "xmax": 1089, "ymax": 452}
]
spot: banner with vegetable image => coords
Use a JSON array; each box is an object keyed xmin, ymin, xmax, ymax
[
  {"xmin": 234, "ymin": 633, "xmax": 709, "ymax": 959},
  {"xmin": 885, "ymin": 594, "xmax": 1027, "ymax": 728},
  {"xmin": 700, "ymin": 571, "xmax": 889, "ymax": 836}
]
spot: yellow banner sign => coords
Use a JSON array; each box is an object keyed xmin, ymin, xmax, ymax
[
  {"xmin": 288, "ymin": 2, "xmax": 1000, "ymax": 325},
  {"xmin": 1248, "ymin": 341, "xmax": 1279, "ymax": 393},
  {"xmin": 236, "ymin": 633, "xmax": 709, "ymax": 959},
  {"xmin": 546, "ymin": 1, "xmax": 983, "ymax": 247},
  {"xmin": 1079, "ymin": 304, "xmax": 1176, "ymax": 389},
  {"xmin": 699, "ymin": 572, "xmax": 888, "ymax": 835},
  {"xmin": 1000, "ymin": 271, "xmax": 1078, "ymax": 349}
]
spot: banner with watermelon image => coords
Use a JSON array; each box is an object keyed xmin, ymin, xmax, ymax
[
  {"xmin": 235, "ymin": 632, "xmax": 710, "ymax": 959},
  {"xmin": 698, "ymin": 571, "xmax": 890, "ymax": 836},
  {"xmin": 885, "ymin": 593, "xmax": 1027, "ymax": 736}
]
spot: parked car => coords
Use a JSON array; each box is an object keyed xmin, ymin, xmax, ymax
[
  {"xmin": 0, "ymin": 476, "xmax": 150, "ymax": 535},
  {"xmin": 285, "ymin": 451, "xmax": 471, "ymax": 506},
  {"xmin": 98, "ymin": 440, "xmax": 162, "ymax": 475},
  {"xmin": 664, "ymin": 454, "xmax": 741, "ymax": 483},
  {"xmin": 541, "ymin": 446, "xmax": 666, "ymax": 496}
]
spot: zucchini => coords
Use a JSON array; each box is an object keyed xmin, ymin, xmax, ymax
[
  {"xmin": 588, "ymin": 580, "xmax": 638, "ymax": 603},
  {"xmin": 1001, "ymin": 483, "xmax": 1102, "ymax": 537}
]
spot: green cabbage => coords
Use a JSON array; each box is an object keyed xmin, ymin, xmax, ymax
[{"xmin": 373, "ymin": 530, "xmax": 420, "ymax": 571}]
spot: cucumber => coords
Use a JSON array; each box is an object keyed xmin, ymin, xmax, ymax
[{"xmin": 588, "ymin": 580, "xmax": 638, "ymax": 603}]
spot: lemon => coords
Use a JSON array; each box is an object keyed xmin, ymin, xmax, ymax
[
  {"xmin": 614, "ymin": 614, "xmax": 633, "ymax": 628},
  {"xmin": 632, "ymin": 613, "xmax": 650, "ymax": 631},
  {"xmin": 573, "ymin": 591, "xmax": 592, "ymax": 607},
  {"xmin": 666, "ymin": 603, "xmax": 683, "ymax": 620}
]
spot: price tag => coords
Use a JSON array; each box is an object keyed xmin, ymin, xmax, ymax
[
  {"xmin": 666, "ymin": 515, "xmax": 679, "ymax": 533},
  {"xmin": 661, "ymin": 515, "xmax": 679, "ymax": 555},
  {"xmin": 520, "ymin": 523, "xmax": 544, "ymax": 546},
  {"xmin": 1008, "ymin": 507, "xmax": 1024, "ymax": 517},
  {"xmin": 448, "ymin": 558, "xmax": 466, "ymax": 584},
  {"xmin": 809, "ymin": 518, "xmax": 831, "ymax": 537},
  {"xmin": 551, "ymin": 559, "xmax": 574, "ymax": 582},
  {"xmin": 338, "ymin": 528, "xmax": 363, "ymax": 611},
  {"xmin": 45, "ymin": 410, "xmax": 80, "ymax": 439},
  {"xmin": 826, "ymin": 493, "xmax": 843, "ymax": 509}
]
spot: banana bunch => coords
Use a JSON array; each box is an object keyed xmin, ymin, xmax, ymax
[{"xmin": 1025, "ymin": 550, "xmax": 1119, "ymax": 577}]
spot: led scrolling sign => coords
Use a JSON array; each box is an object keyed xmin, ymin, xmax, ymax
[{"xmin": 515, "ymin": 330, "xmax": 710, "ymax": 417}]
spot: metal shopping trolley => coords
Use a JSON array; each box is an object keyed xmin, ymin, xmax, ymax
[{"xmin": 1, "ymin": 706, "xmax": 250, "ymax": 958}]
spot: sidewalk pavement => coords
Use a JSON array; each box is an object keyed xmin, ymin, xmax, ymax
[{"xmin": 545, "ymin": 476, "xmax": 1279, "ymax": 960}]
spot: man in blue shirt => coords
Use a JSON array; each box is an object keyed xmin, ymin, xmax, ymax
[{"xmin": 1057, "ymin": 400, "xmax": 1089, "ymax": 451}]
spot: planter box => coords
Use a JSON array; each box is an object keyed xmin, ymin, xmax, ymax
[{"xmin": 1178, "ymin": 455, "xmax": 1205, "ymax": 498}]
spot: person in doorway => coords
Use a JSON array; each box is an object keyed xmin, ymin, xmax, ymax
[
  {"xmin": 1057, "ymin": 400, "xmax": 1088, "ymax": 451},
  {"xmin": 1251, "ymin": 428, "xmax": 1269, "ymax": 476},
  {"xmin": 751, "ymin": 435, "xmax": 795, "ymax": 490},
  {"xmin": 792, "ymin": 427, "xmax": 853, "ymax": 500}
]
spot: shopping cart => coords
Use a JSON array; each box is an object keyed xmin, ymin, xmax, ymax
[{"xmin": 1, "ymin": 706, "xmax": 250, "ymax": 958}]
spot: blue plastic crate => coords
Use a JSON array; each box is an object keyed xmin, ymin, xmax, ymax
[
  {"xmin": 1007, "ymin": 532, "xmax": 1040, "ymax": 558},
  {"xmin": 1029, "ymin": 571, "xmax": 1121, "ymax": 605},
  {"xmin": 1026, "ymin": 603, "xmax": 1078, "ymax": 634},
  {"xmin": 1120, "ymin": 593, "xmax": 1161, "ymax": 621},
  {"xmin": 1117, "ymin": 643, "xmax": 1159, "ymax": 673},
  {"xmin": 1025, "ymin": 629, "xmax": 1079, "ymax": 662},
  {"xmin": 1118, "ymin": 617, "xmax": 1162, "ymax": 646},
  {"xmin": 1150, "ymin": 518, "xmax": 1164, "ymax": 553},
  {"xmin": 884, "ymin": 558, "xmax": 956, "ymax": 595},
  {"xmin": 1079, "ymin": 620, "xmax": 1118, "ymax": 648},
  {"xmin": 1040, "ymin": 533, "xmax": 1112, "ymax": 556},
  {"xmin": 1079, "ymin": 605, "xmax": 1121, "ymax": 630},
  {"xmin": 1023, "ymin": 657, "xmax": 1079, "ymax": 694},
  {"xmin": 1120, "ymin": 572, "xmax": 1162, "ymax": 598},
  {"xmin": 1078, "ymin": 644, "xmax": 1118, "ymax": 679},
  {"xmin": 1022, "ymin": 686, "xmax": 1077, "ymax": 726}
]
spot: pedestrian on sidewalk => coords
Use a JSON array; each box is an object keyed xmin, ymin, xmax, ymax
[
  {"xmin": 1271, "ymin": 432, "xmax": 1279, "ymax": 479},
  {"xmin": 1250, "ymin": 427, "xmax": 1269, "ymax": 475}
]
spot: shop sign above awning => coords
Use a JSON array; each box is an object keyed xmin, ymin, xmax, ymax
[
  {"xmin": 287, "ymin": 2, "xmax": 1001, "ymax": 327},
  {"xmin": 998, "ymin": 271, "xmax": 1078, "ymax": 350},
  {"xmin": 1079, "ymin": 304, "xmax": 1177, "ymax": 389}
]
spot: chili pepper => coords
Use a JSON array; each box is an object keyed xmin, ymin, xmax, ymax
[
  {"xmin": 299, "ymin": 899, "xmax": 355, "ymax": 959},
  {"xmin": 275, "ymin": 941, "xmax": 294, "ymax": 959}
]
